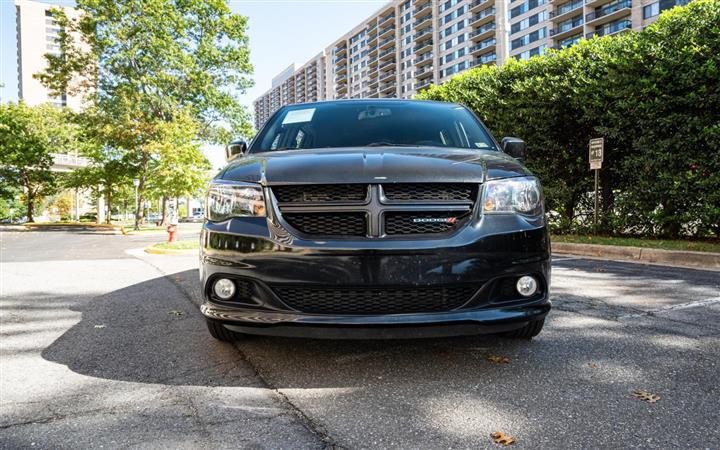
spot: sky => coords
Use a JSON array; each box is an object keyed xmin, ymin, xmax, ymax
[
  {"xmin": 0, "ymin": 0, "xmax": 388, "ymax": 168},
  {"xmin": 0, "ymin": 0, "xmax": 389, "ymax": 106}
]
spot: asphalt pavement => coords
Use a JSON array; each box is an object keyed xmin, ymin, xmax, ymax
[{"xmin": 1, "ymin": 229, "xmax": 718, "ymax": 449}]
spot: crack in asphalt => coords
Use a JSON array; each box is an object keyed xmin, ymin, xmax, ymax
[{"xmin": 134, "ymin": 253, "xmax": 342, "ymax": 450}]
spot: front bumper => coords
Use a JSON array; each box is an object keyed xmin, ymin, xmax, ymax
[{"xmin": 200, "ymin": 214, "xmax": 551, "ymax": 338}]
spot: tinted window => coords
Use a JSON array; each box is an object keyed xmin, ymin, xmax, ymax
[{"xmin": 251, "ymin": 101, "xmax": 497, "ymax": 153}]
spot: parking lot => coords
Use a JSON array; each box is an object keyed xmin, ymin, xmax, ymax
[{"xmin": 1, "ymin": 229, "xmax": 719, "ymax": 449}]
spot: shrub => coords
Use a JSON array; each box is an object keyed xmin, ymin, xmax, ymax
[{"xmin": 417, "ymin": 0, "xmax": 720, "ymax": 238}]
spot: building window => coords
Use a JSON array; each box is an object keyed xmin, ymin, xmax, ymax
[
  {"xmin": 511, "ymin": 27, "xmax": 547, "ymax": 50},
  {"xmin": 510, "ymin": 0, "xmax": 546, "ymax": 19},
  {"xmin": 510, "ymin": 11, "xmax": 546, "ymax": 35}
]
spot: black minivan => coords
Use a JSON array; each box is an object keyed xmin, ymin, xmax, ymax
[{"xmin": 200, "ymin": 100, "xmax": 550, "ymax": 340}]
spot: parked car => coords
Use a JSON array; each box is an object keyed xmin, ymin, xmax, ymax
[{"xmin": 200, "ymin": 99, "xmax": 550, "ymax": 341}]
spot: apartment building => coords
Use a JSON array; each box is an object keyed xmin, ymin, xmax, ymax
[
  {"xmin": 253, "ymin": 0, "xmax": 690, "ymax": 129},
  {"xmin": 15, "ymin": 0, "xmax": 85, "ymax": 110},
  {"xmin": 253, "ymin": 53, "xmax": 326, "ymax": 130}
]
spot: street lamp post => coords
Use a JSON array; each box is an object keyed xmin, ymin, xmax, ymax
[{"xmin": 133, "ymin": 178, "xmax": 140, "ymax": 229}]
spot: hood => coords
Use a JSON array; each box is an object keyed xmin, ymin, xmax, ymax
[{"xmin": 219, "ymin": 147, "xmax": 532, "ymax": 185}]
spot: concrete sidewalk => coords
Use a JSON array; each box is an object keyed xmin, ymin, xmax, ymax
[{"xmin": 553, "ymin": 242, "xmax": 720, "ymax": 271}]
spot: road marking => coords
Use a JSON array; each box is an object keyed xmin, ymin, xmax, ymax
[{"xmin": 619, "ymin": 296, "xmax": 720, "ymax": 319}]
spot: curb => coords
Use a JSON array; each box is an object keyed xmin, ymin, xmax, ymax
[
  {"xmin": 23, "ymin": 222, "xmax": 126, "ymax": 235},
  {"xmin": 144, "ymin": 246, "xmax": 198, "ymax": 255},
  {"xmin": 553, "ymin": 242, "xmax": 720, "ymax": 270}
]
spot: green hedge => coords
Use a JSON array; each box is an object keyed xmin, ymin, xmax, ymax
[{"xmin": 417, "ymin": 0, "xmax": 719, "ymax": 238}]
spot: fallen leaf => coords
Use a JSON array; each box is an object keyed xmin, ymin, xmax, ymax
[
  {"xmin": 94, "ymin": 324, "xmax": 105, "ymax": 329},
  {"xmin": 169, "ymin": 310, "xmax": 185, "ymax": 316},
  {"xmin": 632, "ymin": 390, "xmax": 661, "ymax": 403},
  {"xmin": 486, "ymin": 354, "xmax": 510, "ymax": 364},
  {"xmin": 491, "ymin": 431, "xmax": 515, "ymax": 446}
]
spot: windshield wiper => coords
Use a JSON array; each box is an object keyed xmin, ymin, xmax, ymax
[{"xmin": 366, "ymin": 142, "xmax": 428, "ymax": 147}]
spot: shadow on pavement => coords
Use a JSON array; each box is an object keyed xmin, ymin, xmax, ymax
[
  {"xmin": 41, "ymin": 270, "xmax": 261, "ymax": 388},
  {"xmin": 32, "ymin": 263, "xmax": 720, "ymax": 448}
]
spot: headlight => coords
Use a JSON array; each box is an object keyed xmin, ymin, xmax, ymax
[
  {"xmin": 482, "ymin": 176, "xmax": 543, "ymax": 216},
  {"xmin": 206, "ymin": 182, "xmax": 266, "ymax": 222}
]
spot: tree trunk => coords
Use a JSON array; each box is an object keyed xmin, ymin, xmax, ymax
[
  {"xmin": 133, "ymin": 153, "xmax": 150, "ymax": 230},
  {"xmin": 160, "ymin": 197, "xmax": 168, "ymax": 226},
  {"xmin": 105, "ymin": 186, "xmax": 112, "ymax": 224},
  {"xmin": 26, "ymin": 192, "xmax": 35, "ymax": 223}
]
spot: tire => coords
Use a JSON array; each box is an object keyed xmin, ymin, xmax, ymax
[
  {"xmin": 206, "ymin": 318, "xmax": 245, "ymax": 342},
  {"xmin": 503, "ymin": 319, "xmax": 545, "ymax": 339}
]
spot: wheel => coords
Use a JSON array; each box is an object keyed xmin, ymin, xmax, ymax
[
  {"xmin": 503, "ymin": 319, "xmax": 545, "ymax": 339},
  {"xmin": 206, "ymin": 318, "xmax": 245, "ymax": 342}
]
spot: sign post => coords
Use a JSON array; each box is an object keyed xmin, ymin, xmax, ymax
[{"xmin": 589, "ymin": 138, "xmax": 604, "ymax": 232}]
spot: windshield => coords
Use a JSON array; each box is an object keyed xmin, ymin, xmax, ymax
[{"xmin": 249, "ymin": 101, "xmax": 498, "ymax": 153}]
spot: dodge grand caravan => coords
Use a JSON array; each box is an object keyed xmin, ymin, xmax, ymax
[{"xmin": 200, "ymin": 100, "xmax": 550, "ymax": 340}]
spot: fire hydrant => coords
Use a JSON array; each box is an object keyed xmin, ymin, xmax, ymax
[{"xmin": 166, "ymin": 205, "xmax": 179, "ymax": 243}]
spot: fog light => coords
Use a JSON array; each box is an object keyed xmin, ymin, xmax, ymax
[
  {"xmin": 213, "ymin": 278, "xmax": 236, "ymax": 300},
  {"xmin": 516, "ymin": 276, "xmax": 538, "ymax": 297}
]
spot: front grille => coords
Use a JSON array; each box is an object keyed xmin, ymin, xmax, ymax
[
  {"xmin": 382, "ymin": 183, "xmax": 475, "ymax": 202},
  {"xmin": 273, "ymin": 183, "xmax": 477, "ymax": 239},
  {"xmin": 273, "ymin": 285, "xmax": 478, "ymax": 314},
  {"xmin": 384, "ymin": 211, "xmax": 468, "ymax": 235},
  {"xmin": 283, "ymin": 212, "xmax": 367, "ymax": 237},
  {"xmin": 273, "ymin": 184, "xmax": 368, "ymax": 203}
]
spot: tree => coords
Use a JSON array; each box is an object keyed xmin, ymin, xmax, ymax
[
  {"xmin": 144, "ymin": 111, "xmax": 211, "ymax": 225},
  {"xmin": 417, "ymin": 0, "xmax": 719, "ymax": 238},
  {"xmin": 38, "ymin": 0, "xmax": 254, "ymax": 229},
  {"xmin": 0, "ymin": 103, "xmax": 80, "ymax": 222}
]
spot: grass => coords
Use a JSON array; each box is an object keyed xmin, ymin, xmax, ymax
[
  {"xmin": 552, "ymin": 234, "xmax": 720, "ymax": 253},
  {"xmin": 151, "ymin": 240, "xmax": 199, "ymax": 250}
]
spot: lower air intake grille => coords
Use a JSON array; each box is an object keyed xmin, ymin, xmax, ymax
[
  {"xmin": 273, "ymin": 184, "xmax": 368, "ymax": 203},
  {"xmin": 273, "ymin": 285, "xmax": 478, "ymax": 314},
  {"xmin": 384, "ymin": 211, "xmax": 467, "ymax": 235},
  {"xmin": 382, "ymin": 183, "xmax": 475, "ymax": 202},
  {"xmin": 283, "ymin": 212, "xmax": 367, "ymax": 237}
]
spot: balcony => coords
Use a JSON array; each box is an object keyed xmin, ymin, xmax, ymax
[
  {"xmin": 379, "ymin": 47, "xmax": 396, "ymax": 60},
  {"xmin": 550, "ymin": 17, "xmax": 583, "ymax": 40},
  {"xmin": 469, "ymin": 7, "xmax": 495, "ymax": 28},
  {"xmin": 379, "ymin": 82, "xmax": 395, "ymax": 94},
  {"xmin": 471, "ymin": 52, "xmax": 497, "ymax": 67},
  {"xmin": 414, "ymin": 27, "xmax": 433, "ymax": 42},
  {"xmin": 379, "ymin": 24, "xmax": 395, "ymax": 39},
  {"xmin": 552, "ymin": 34, "xmax": 583, "ymax": 49},
  {"xmin": 415, "ymin": 51, "xmax": 433, "ymax": 66},
  {"xmin": 378, "ymin": 13, "xmax": 395, "ymax": 28},
  {"xmin": 586, "ymin": 18, "xmax": 631, "ymax": 38},
  {"xmin": 378, "ymin": 59, "xmax": 395, "ymax": 70},
  {"xmin": 415, "ymin": 0, "xmax": 432, "ymax": 16},
  {"xmin": 470, "ymin": 22, "xmax": 496, "ymax": 42},
  {"xmin": 368, "ymin": 57, "xmax": 380, "ymax": 68},
  {"xmin": 470, "ymin": 37, "xmax": 496, "ymax": 55},
  {"xmin": 586, "ymin": 0, "xmax": 632, "ymax": 26},
  {"xmin": 414, "ymin": 39, "xmax": 433, "ymax": 55},
  {"xmin": 51, "ymin": 153, "xmax": 91, "ymax": 171},
  {"xmin": 336, "ymin": 64, "xmax": 348, "ymax": 75},
  {"xmin": 334, "ymin": 46, "xmax": 347, "ymax": 57},
  {"xmin": 416, "ymin": 79, "xmax": 433, "ymax": 91},
  {"xmin": 416, "ymin": 65, "xmax": 433, "ymax": 79},
  {"xmin": 379, "ymin": 71, "xmax": 396, "ymax": 83},
  {"xmin": 414, "ymin": 13, "xmax": 432, "ymax": 29},
  {"xmin": 470, "ymin": 0, "xmax": 492, "ymax": 13},
  {"xmin": 379, "ymin": 35, "xmax": 395, "ymax": 50},
  {"xmin": 549, "ymin": 0, "xmax": 583, "ymax": 21}
]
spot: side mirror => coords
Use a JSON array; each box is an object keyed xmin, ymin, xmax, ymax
[
  {"xmin": 501, "ymin": 137, "xmax": 526, "ymax": 160},
  {"xmin": 225, "ymin": 139, "xmax": 248, "ymax": 161}
]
